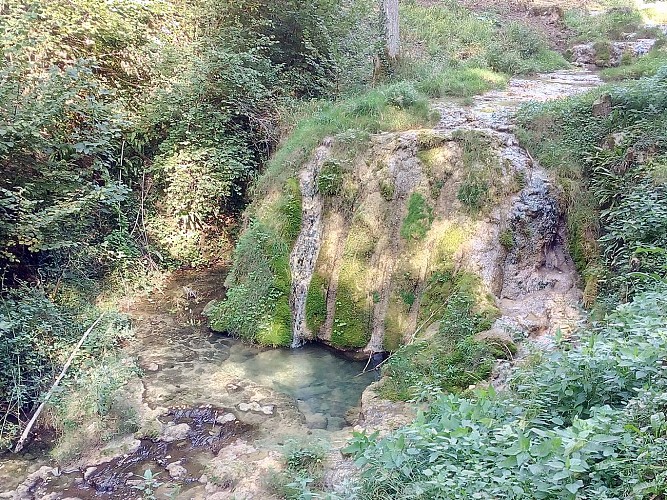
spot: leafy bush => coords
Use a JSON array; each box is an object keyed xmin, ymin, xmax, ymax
[
  {"xmin": 0, "ymin": 288, "xmax": 131, "ymax": 450},
  {"xmin": 348, "ymin": 284, "xmax": 667, "ymax": 499},
  {"xmin": 517, "ymin": 69, "xmax": 667, "ymax": 299}
]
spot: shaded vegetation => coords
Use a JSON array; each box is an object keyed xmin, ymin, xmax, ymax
[{"xmin": 517, "ymin": 68, "xmax": 667, "ymax": 301}]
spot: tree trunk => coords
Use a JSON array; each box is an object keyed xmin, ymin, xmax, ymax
[{"xmin": 381, "ymin": 0, "xmax": 400, "ymax": 63}]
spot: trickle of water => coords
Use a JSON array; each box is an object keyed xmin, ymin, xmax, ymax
[{"xmin": 289, "ymin": 142, "xmax": 330, "ymax": 348}]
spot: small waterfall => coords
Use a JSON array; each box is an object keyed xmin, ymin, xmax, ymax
[{"xmin": 289, "ymin": 141, "xmax": 330, "ymax": 348}]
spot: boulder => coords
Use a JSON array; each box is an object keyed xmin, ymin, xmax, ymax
[
  {"xmin": 160, "ymin": 422, "xmax": 190, "ymax": 442},
  {"xmin": 166, "ymin": 462, "xmax": 188, "ymax": 481}
]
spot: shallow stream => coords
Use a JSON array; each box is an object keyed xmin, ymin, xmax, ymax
[{"xmin": 0, "ymin": 267, "xmax": 376, "ymax": 498}]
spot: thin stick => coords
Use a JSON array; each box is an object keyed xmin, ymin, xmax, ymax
[{"xmin": 14, "ymin": 313, "xmax": 106, "ymax": 453}]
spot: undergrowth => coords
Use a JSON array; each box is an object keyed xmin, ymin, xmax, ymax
[
  {"xmin": 380, "ymin": 269, "xmax": 505, "ymax": 402},
  {"xmin": 517, "ymin": 68, "xmax": 667, "ymax": 302},
  {"xmin": 348, "ymin": 285, "xmax": 667, "ymax": 499}
]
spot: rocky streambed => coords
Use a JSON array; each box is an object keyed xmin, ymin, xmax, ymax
[{"xmin": 1, "ymin": 267, "xmax": 376, "ymax": 499}]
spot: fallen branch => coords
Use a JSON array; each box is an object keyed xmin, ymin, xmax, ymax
[{"xmin": 14, "ymin": 313, "xmax": 106, "ymax": 453}]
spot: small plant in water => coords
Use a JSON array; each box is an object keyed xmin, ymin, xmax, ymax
[{"xmin": 132, "ymin": 468, "xmax": 162, "ymax": 500}]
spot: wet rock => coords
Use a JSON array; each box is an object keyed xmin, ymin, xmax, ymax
[
  {"xmin": 216, "ymin": 413, "xmax": 237, "ymax": 424},
  {"xmin": 592, "ymin": 94, "xmax": 612, "ymax": 117},
  {"xmin": 305, "ymin": 413, "xmax": 329, "ymax": 429},
  {"xmin": 11, "ymin": 466, "xmax": 55, "ymax": 500},
  {"xmin": 237, "ymin": 401, "xmax": 274, "ymax": 415},
  {"xmin": 83, "ymin": 467, "xmax": 97, "ymax": 480},
  {"xmin": 327, "ymin": 417, "xmax": 346, "ymax": 431},
  {"xmin": 160, "ymin": 422, "xmax": 190, "ymax": 442},
  {"xmin": 166, "ymin": 462, "xmax": 188, "ymax": 480}
]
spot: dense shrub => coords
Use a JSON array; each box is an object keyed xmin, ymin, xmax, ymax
[
  {"xmin": 348, "ymin": 284, "xmax": 667, "ymax": 499},
  {"xmin": 517, "ymin": 68, "xmax": 667, "ymax": 300}
]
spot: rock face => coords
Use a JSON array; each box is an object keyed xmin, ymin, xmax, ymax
[
  {"xmin": 287, "ymin": 71, "xmax": 597, "ymax": 353},
  {"xmin": 572, "ymin": 39, "xmax": 657, "ymax": 67}
]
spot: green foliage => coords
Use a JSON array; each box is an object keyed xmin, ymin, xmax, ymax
[
  {"xmin": 399, "ymin": 1, "xmax": 567, "ymax": 84},
  {"xmin": 132, "ymin": 469, "xmax": 162, "ymax": 500},
  {"xmin": 415, "ymin": 68, "xmax": 508, "ymax": 99},
  {"xmin": 350, "ymin": 284, "xmax": 667, "ymax": 499},
  {"xmin": 400, "ymin": 193, "xmax": 433, "ymax": 241},
  {"xmin": 381, "ymin": 270, "xmax": 502, "ymax": 401},
  {"xmin": 317, "ymin": 162, "xmax": 344, "ymax": 196},
  {"xmin": 517, "ymin": 69, "xmax": 667, "ymax": 299},
  {"xmin": 0, "ymin": 286, "xmax": 133, "ymax": 450},
  {"xmin": 601, "ymin": 49, "xmax": 667, "ymax": 81},
  {"xmin": 487, "ymin": 22, "xmax": 569, "ymax": 75},
  {"xmin": 565, "ymin": 7, "xmax": 657, "ymax": 43},
  {"xmin": 265, "ymin": 440, "xmax": 327, "ymax": 500},
  {"xmin": 261, "ymin": 83, "xmax": 435, "ymax": 193},
  {"xmin": 457, "ymin": 179, "xmax": 489, "ymax": 212}
]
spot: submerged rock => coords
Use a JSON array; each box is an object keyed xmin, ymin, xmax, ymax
[
  {"xmin": 160, "ymin": 422, "xmax": 191, "ymax": 442},
  {"xmin": 166, "ymin": 461, "xmax": 188, "ymax": 480}
]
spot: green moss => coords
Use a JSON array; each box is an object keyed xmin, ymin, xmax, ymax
[
  {"xmin": 400, "ymin": 193, "xmax": 434, "ymax": 241},
  {"xmin": 499, "ymin": 229, "xmax": 515, "ymax": 249},
  {"xmin": 256, "ymin": 297, "xmax": 292, "ymax": 347},
  {"xmin": 384, "ymin": 295, "xmax": 409, "ymax": 352},
  {"xmin": 317, "ymin": 161, "xmax": 344, "ymax": 196},
  {"xmin": 416, "ymin": 131, "xmax": 446, "ymax": 150},
  {"xmin": 593, "ymin": 41, "xmax": 613, "ymax": 67},
  {"xmin": 331, "ymin": 284, "xmax": 370, "ymax": 348},
  {"xmin": 379, "ymin": 179, "xmax": 395, "ymax": 201},
  {"xmin": 278, "ymin": 178, "xmax": 303, "ymax": 242},
  {"xmin": 453, "ymin": 130, "xmax": 501, "ymax": 213},
  {"xmin": 306, "ymin": 273, "xmax": 327, "ymax": 333}
]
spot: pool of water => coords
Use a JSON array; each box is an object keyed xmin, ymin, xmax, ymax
[
  {"xmin": 222, "ymin": 340, "xmax": 376, "ymax": 425},
  {"xmin": 1, "ymin": 267, "xmax": 377, "ymax": 498}
]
